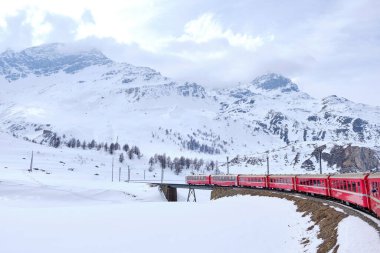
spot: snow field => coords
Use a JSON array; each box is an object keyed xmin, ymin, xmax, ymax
[
  {"xmin": 336, "ymin": 216, "xmax": 380, "ymax": 253},
  {"xmin": 0, "ymin": 182, "xmax": 320, "ymax": 253}
]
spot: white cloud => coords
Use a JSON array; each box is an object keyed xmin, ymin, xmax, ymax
[
  {"xmin": 0, "ymin": 0, "xmax": 379, "ymax": 105},
  {"xmin": 179, "ymin": 13, "xmax": 265, "ymax": 51}
]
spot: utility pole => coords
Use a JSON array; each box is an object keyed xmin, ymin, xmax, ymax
[
  {"xmin": 144, "ymin": 170, "xmax": 146, "ymax": 180},
  {"xmin": 29, "ymin": 151, "xmax": 34, "ymax": 173},
  {"xmin": 266, "ymin": 154, "xmax": 270, "ymax": 175},
  {"xmin": 226, "ymin": 156, "xmax": 229, "ymax": 175},
  {"xmin": 127, "ymin": 166, "xmax": 130, "ymax": 182},
  {"xmin": 118, "ymin": 167, "xmax": 121, "ymax": 182},
  {"xmin": 111, "ymin": 157, "xmax": 114, "ymax": 182},
  {"xmin": 319, "ymin": 148, "xmax": 323, "ymax": 175},
  {"xmin": 161, "ymin": 166, "xmax": 164, "ymax": 183}
]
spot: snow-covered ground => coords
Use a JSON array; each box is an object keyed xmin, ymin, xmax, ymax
[
  {"xmin": 0, "ymin": 178, "xmax": 321, "ymax": 253},
  {"xmin": 336, "ymin": 216, "xmax": 380, "ymax": 253}
]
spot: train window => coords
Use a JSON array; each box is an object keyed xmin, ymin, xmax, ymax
[
  {"xmin": 375, "ymin": 183, "xmax": 379, "ymax": 197},
  {"xmin": 343, "ymin": 181, "xmax": 347, "ymax": 190},
  {"xmin": 352, "ymin": 182, "xmax": 356, "ymax": 192}
]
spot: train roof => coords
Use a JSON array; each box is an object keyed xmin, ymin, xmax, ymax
[
  {"xmin": 296, "ymin": 174, "xmax": 329, "ymax": 178},
  {"xmin": 238, "ymin": 174, "xmax": 267, "ymax": 177},
  {"xmin": 329, "ymin": 173, "xmax": 369, "ymax": 179},
  {"xmin": 368, "ymin": 172, "xmax": 380, "ymax": 179},
  {"xmin": 268, "ymin": 174, "xmax": 297, "ymax": 177},
  {"xmin": 211, "ymin": 174, "xmax": 238, "ymax": 177}
]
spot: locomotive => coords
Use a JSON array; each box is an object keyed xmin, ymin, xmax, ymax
[{"xmin": 186, "ymin": 173, "xmax": 380, "ymax": 218}]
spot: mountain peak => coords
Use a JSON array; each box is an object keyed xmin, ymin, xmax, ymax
[
  {"xmin": 0, "ymin": 43, "xmax": 112, "ymax": 81},
  {"xmin": 251, "ymin": 73, "xmax": 299, "ymax": 92}
]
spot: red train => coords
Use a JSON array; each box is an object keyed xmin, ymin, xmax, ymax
[{"xmin": 186, "ymin": 173, "xmax": 380, "ymax": 218}]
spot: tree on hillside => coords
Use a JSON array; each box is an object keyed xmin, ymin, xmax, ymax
[
  {"xmin": 119, "ymin": 153, "xmax": 124, "ymax": 163},
  {"xmin": 109, "ymin": 143, "xmax": 115, "ymax": 155},
  {"xmin": 123, "ymin": 144, "xmax": 129, "ymax": 152}
]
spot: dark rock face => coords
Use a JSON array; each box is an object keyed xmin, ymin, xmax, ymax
[
  {"xmin": 251, "ymin": 73, "xmax": 299, "ymax": 92},
  {"xmin": 320, "ymin": 145, "xmax": 379, "ymax": 172},
  {"xmin": 177, "ymin": 82, "xmax": 206, "ymax": 98},
  {"xmin": 352, "ymin": 118, "xmax": 368, "ymax": 133},
  {"xmin": 301, "ymin": 159, "xmax": 315, "ymax": 171}
]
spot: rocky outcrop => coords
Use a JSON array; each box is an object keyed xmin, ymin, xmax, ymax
[{"xmin": 319, "ymin": 145, "xmax": 380, "ymax": 172}]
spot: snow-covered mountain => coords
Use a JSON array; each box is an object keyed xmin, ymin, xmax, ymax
[{"xmin": 1, "ymin": 43, "xmax": 379, "ymax": 173}]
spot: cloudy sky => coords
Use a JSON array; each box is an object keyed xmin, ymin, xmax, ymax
[{"xmin": 0, "ymin": 0, "xmax": 379, "ymax": 105}]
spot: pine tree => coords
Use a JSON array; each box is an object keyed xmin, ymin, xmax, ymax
[
  {"xmin": 123, "ymin": 144, "xmax": 129, "ymax": 152},
  {"xmin": 128, "ymin": 149, "xmax": 134, "ymax": 159},
  {"xmin": 109, "ymin": 143, "xmax": 115, "ymax": 155},
  {"xmin": 119, "ymin": 153, "xmax": 124, "ymax": 163}
]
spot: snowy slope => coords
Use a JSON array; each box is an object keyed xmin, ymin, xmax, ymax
[
  {"xmin": 0, "ymin": 180, "xmax": 322, "ymax": 253},
  {"xmin": 1, "ymin": 43, "xmax": 380, "ymax": 174}
]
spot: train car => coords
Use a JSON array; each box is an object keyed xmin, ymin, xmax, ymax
[
  {"xmin": 238, "ymin": 175, "xmax": 267, "ymax": 188},
  {"xmin": 268, "ymin": 175, "xmax": 296, "ymax": 191},
  {"xmin": 329, "ymin": 173, "xmax": 370, "ymax": 208},
  {"xmin": 186, "ymin": 175, "xmax": 211, "ymax": 185},
  {"xmin": 367, "ymin": 172, "xmax": 380, "ymax": 217},
  {"xmin": 211, "ymin": 175, "xmax": 238, "ymax": 187},
  {"xmin": 296, "ymin": 174, "xmax": 330, "ymax": 196}
]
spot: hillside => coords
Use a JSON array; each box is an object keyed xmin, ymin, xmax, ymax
[{"xmin": 1, "ymin": 43, "xmax": 379, "ymax": 174}]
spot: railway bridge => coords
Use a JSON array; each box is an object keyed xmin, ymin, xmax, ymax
[{"xmin": 152, "ymin": 183, "xmax": 215, "ymax": 202}]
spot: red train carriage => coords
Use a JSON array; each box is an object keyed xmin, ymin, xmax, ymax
[
  {"xmin": 211, "ymin": 175, "xmax": 238, "ymax": 187},
  {"xmin": 238, "ymin": 175, "xmax": 267, "ymax": 188},
  {"xmin": 329, "ymin": 173, "xmax": 370, "ymax": 208},
  {"xmin": 268, "ymin": 175, "xmax": 296, "ymax": 191},
  {"xmin": 367, "ymin": 173, "xmax": 380, "ymax": 217},
  {"xmin": 296, "ymin": 174, "xmax": 330, "ymax": 196},
  {"xmin": 186, "ymin": 175, "xmax": 211, "ymax": 185}
]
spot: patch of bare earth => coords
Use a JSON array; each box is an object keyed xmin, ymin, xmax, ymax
[{"xmin": 211, "ymin": 188, "xmax": 347, "ymax": 253}]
